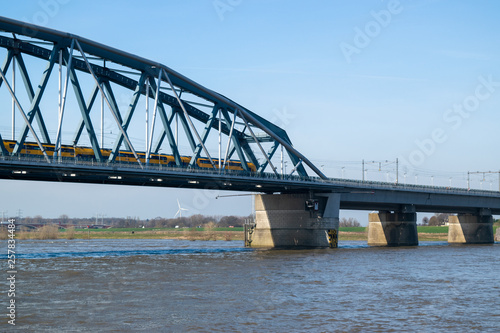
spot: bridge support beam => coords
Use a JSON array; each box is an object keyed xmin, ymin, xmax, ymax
[
  {"xmin": 368, "ymin": 205, "xmax": 418, "ymax": 246},
  {"xmin": 448, "ymin": 210, "xmax": 494, "ymax": 244},
  {"xmin": 246, "ymin": 193, "xmax": 339, "ymax": 248}
]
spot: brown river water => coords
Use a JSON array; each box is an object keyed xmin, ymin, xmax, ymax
[{"xmin": 2, "ymin": 239, "xmax": 500, "ymax": 332}]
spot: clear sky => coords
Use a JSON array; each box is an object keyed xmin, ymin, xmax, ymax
[{"xmin": 1, "ymin": 0, "xmax": 500, "ymax": 223}]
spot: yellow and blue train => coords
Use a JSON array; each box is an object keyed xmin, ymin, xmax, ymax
[{"xmin": 1, "ymin": 140, "xmax": 257, "ymax": 172}]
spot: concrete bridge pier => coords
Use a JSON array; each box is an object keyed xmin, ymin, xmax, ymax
[
  {"xmin": 448, "ymin": 209, "xmax": 494, "ymax": 244},
  {"xmin": 368, "ymin": 205, "xmax": 418, "ymax": 246},
  {"xmin": 246, "ymin": 193, "xmax": 339, "ymax": 248}
]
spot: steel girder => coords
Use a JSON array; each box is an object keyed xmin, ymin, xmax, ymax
[{"xmin": 0, "ymin": 16, "xmax": 326, "ymax": 179}]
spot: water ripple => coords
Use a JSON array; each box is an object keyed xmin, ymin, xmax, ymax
[{"xmin": 14, "ymin": 247, "xmax": 253, "ymax": 259}]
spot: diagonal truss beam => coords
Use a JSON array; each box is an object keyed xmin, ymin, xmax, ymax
[
  {"xmin": 162, "ymin": 68, "xmax": 216, "ymax": 169},
  {"xmin": 72, "ymin": 82, "xmax": 100, "ymax": 146},
  {"xmin": 240, "ymin": 112, "xmax": 278, "ymax": 176},
  {"xmin": 240, "ymin": 139, "xmax": 260, "ymax": 170},
  {"xmin": 258, "ymin": 141, "xmax": 280, "ymax": 173},
  {"xmin": 102, "ymin": 80, "xmax": 131, "ymax": 151},
  {"xmin": 220, "ymin": 108, "xmax": 250, "ymax": 172},
  {"xmin": 147, "ymin": 74, "xmax": 181, "ymax": 166},
  {"xmin": 74, "ymin": 39, "xmax": 142, "ymax": 167},
  {"xmin": 102, "ymin": 81, "xmax": 125, "ymax": 125},
  {"xmin": 176, "ymin": 108, "xmax": 197, "ymax": 152},
  {"xmin": 0, "ymin": 49, "xmax": 13, "ymax": 89},
  {"xmin": 0, "ymin": 66, "xmax": 50, "ymax": 162},
  {"xmin": 189, "ymin": 104, "xmax": 219, "ymax": 167},
  {"xmin": 64, "ymin": 48, "xmax": 102, "ymax": 161},
  {"xmin": 108, "ymin": 72, "xmax": 148, "ymax": 162},
  {"xmin": 15, "ymin": 53, "xmax": 51, "ymax": 143},
  {"xmin": 152, "ymin": 106, "xmax": 198, "ymax": 155},
  {"xmin": 152, "ymin": 109, "xmax": 173, "ymax": 154},
  {"xmin": 13, "ymin": 45, "xmax": 58, "ymax": 154}
]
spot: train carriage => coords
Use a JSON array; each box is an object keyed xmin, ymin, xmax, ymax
[{"xmin": 2, "ymin": 140, "xmax": 256, "ymax": 172}]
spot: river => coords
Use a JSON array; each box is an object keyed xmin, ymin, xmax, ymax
[{"xmin": 2, "ymin": 239, "xmax": 499, "ymax": 332}]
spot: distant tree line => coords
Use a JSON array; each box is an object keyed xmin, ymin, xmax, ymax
[
  {"xmin": 421, "ymin": 213, "xmax": 449, "ymax": 226},
  {"xmin": 145, "ymin": 214, "xmax": 251, "ymax": 228},
  {"xmin": 18, "ymin": 213, "xmax": 496, "ymax": 228},
  {"xmin": 339, "ymin": 217, "xmax": 361, "ymax": 227},
  {"xmin": 422, "ymin": 214, "xmax": 500, "ymax": 226},
  {"xmin": 12, "ymin": 214, "xmax": 252, "ymax": 228}
]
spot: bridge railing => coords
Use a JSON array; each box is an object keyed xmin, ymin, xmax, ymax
[
  {"xmin": 1, "ymin": 155, "xmax": 499, "ymax": 197},
  {"xmin": 0, "ymin": 154, "xmax": 316, "ymax": 182}
]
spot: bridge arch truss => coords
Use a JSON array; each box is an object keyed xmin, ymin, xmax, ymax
[{"xmin": 0, "ymin": 16, "xmax": 326, "ymax": 179}]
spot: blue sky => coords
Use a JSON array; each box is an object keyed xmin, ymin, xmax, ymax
[{"xmin": 1, "ymin": 0, "xmax": 500, "ymax": 223}]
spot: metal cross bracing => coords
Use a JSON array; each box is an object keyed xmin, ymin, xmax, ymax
[{"xmin": 0, "ymin": 16, "xmax": 327, "ymax": 180}]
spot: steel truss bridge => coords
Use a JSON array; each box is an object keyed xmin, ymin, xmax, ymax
[
  {"xmin": 1, "ymin": 16, "xmax": 500, "ymax": 215},
  {"xmin": 0, "ymin": 16, "xmax": 323, "ymax": 179}
]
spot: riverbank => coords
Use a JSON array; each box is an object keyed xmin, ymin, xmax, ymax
[
  {"xmin": 336, "ymin": 226, "xmax": 452, "ymax": 242},
  {"xmin": 338, "ymin": 231, "xmax": 448, "ymax": 242},
  {"xmin": 5, "ymin": 226, "xmax": 244, "ymax": 241},
  {"xmin": 2, "ymin": 226, "xmax": 483, "ymax": 242}
]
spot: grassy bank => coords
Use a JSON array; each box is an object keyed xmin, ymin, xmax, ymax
[
  {"xmin": 75, "ymin": 228, "xmax": 244, "ymax": 241},
  {"xmin": 339, "ymin": 226, "xmax": 500, "ymax": 242},
  {"xmin": 0, "ymin": 227, "xmax": 245, "ymax": 241},
  {"xmin": 2, "ymin": 226, "xmax": 497, "ymax": 242},
  {"xmin": 338, "ymin": 226, "xmax": 451, "ymax": 242}
]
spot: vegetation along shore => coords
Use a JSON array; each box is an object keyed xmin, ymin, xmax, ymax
[{"xmin": 2, "ymin": 226, "xmax": 498, "ymax": 242}]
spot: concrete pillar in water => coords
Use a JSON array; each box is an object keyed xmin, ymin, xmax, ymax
[
  {"xmin": 368, "ymin": 205, "xmax": 418, "ymax": 246},
  {"xmin": 246, "ymin": 193, "xmax": 339, "ymax": 248},
  {"xmin": 448, "ymin": 209, "xmax": 494, "ymax": 244}
]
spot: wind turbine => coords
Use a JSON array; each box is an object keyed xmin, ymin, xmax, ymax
[{"xmin": 174, "ymin": 199, "xmax": 188, "ymax": 218}]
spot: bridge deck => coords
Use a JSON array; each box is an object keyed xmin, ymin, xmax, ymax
[{"xmin": 2, "ymin": 156, "xmax": 500, "ymax": 215}]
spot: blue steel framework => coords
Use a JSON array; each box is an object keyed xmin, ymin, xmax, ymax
[
  {"xmin": 0, "ymin": 16, "xmax": 327, "ymax": 179},
  {"xmin": 1, "ymin": 17, "xmax": 500, "ymax": 217}
]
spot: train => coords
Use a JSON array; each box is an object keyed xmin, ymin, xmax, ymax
[{"xmin": 1, "ymin": 140, "xmax": 257, "ymax": 172}]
